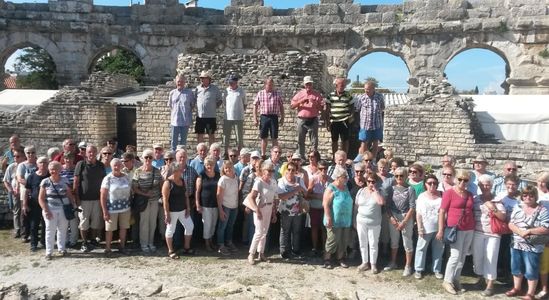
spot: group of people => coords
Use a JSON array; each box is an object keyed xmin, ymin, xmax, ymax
[{"xmin": 2, "ymin": 71, "xmax": 549, "ymax": 299}]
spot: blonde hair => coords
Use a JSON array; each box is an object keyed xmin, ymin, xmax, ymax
[
  {"xmin": 221, "ymin": 160, "xmax": 234, "ymax": 176},
  {"xmin": 455, "ymin": 169, "xmax": 471, "ymax": 181}
]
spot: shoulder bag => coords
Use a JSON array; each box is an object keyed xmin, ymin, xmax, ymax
[
  {"xmin": 50, "ymin": 178, "xmax": 76, "ymax": 221},
  {"xmin": 526, "ymin": 206, "xmax": 549, "ymax": 245},
  {"xmin": 443, "ymin": 208, "xmax": 464, "ymax": 244}
]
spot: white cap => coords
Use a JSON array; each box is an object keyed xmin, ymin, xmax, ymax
[
  {"xmin": 250, "ymin": 151, "xmax": 261, "ymax": 159},
  {"xmin": 303, "ymin": 76, "xmax": 314, "ymax": 85}
]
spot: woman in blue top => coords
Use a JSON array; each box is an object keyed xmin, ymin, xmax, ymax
[{"xmin": 322, "ymin": 165, "xmax": 353, "ymax": 269}]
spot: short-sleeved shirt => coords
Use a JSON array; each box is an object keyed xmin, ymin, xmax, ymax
[
  {"xmin": 473, "ymin": 196, "xmax": 506, "ymax": 236},
  {"xmin": 355, "ymin": 92, "xmax": 385, "ymax": 130},
  {"xmin": 101, "ymin": 173, "xmax": 131, "ymax": 213},
  {"xmin": 190, "ymin": 156, "xmax": 205, "ymax": 176},
  {"xmin": 40, "ymin": 177, "xmax": 71, "ymax": 210},
  {"xmin": 74, "ymin": 160, "xmax": 106, "ymax": 201},
  {"xmin": 407, "ymin": 179, "xmax": 425, "ymax": 197},
  {"xmin": 310, "ymin": 174, "xmax": 331, "ymax": 209},
  {"xmin": 324, "ymin": 184, "xmax": 353, "ymax": 228},
  {"xmin": 181, "ymin": 165, "xmax": 198, "ymax": 196},
  {"xmin": 326, "ymin": 90, "xmax": 354, "ymax": 123},
  {"xmin": 16, "ymin": 162, "xmax": 37, "ymax": 183},
  {"xmin": 218, "ymin": 175, "xmax": 239, "ymax": 209},
  {"xmin": 291, "ymin": 89, "xmax": 324, "ymax": 118},
  {"xmin": 387, "ymin": 185, "xmax": 417, "ymax": 215},
  {"xmin": 234, "ymin": 162, "xmax": 246, "ymax": 178},
  {"xmin": 25, "ymin": 172, "xmax": 49, "ymax": 203},
  {"xmin": 254, "ymin": 89, "xmax": 283, "ymax": 116},
  {"xmin": 2, "ymin": 149, "xmax": 14, "ymax": 165},
  {"xmin": 224, "ymin": 86, "xmax": 246, "ymax": 121},
  {"xmin": 277, "ymin": 176, "xmax": 307, "ymax": 216},
  {"xmin": 252, "ymin": 177, "xmax": 278, "ymax": 206},
  {"xmin": 168, "ymin": 87, "xmax": 195, "ymax": 127},
  {"xmin": 494, "ymin": 194, "xmax": 519, "ymax": 221},
  {"xmin": 492, "ymin": 175, "xmax": 527, "ymax": 196},
  {"xmin": 132, "ymin": 167, "xmax": 163, "ymax": 201},
  {"xmin": 441, "ymin": 189, "xmax": 475, "ymax": 231},
  {"xmin": 3, "ymin": 162, "xmax": 18, "ymax": 192},
  {"xmin": 199, "ymin": 171, "xmax": 220, "ymax": 208},
  {"xmin": 355, "ymin": 188, "xmax": 383, "ymax": 226},
  {"xmin": 511, "ymin": 205, "xmax": 549, "ymax": 253},
  {"xmin": 195, "ymin": 84, "xmax": 222, "ymax": 118},
  {"xmin": 60, "ymin": 167, "xmax": 75, "ymax": 187},
  {"xmin": 416, "ymin": 192, "xmax": 442, "ymax": 234}
]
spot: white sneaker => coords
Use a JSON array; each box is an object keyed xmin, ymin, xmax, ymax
[
  {"xmin": 384, "ymin": 262, "xmax": 397, "ymax": 271},
  {"xmin": 149, "ymin": 245, "xmax": 157, "ymax": 252},
  {"xmin": 402, "ymin": 266, "xmax": 413, "ymax": 277},
  {"xmin": 435, "ymin": 272, "xmax": 444, "ymax": 280},
  {"xmin": 414, "ymin": 271, "xmax": 422, "ymax": 279}
]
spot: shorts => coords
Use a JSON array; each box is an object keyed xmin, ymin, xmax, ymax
[
  {"xmin": 540, "ymin": 246, "xmax": 549, "ymax": 275},
  {"xmin": 309, "ymin": 208, "xmax": 324, "ymax": 228},
  {"xmin": 105, "ymin": 210, "xmax": 131, "ymax": 231},
  {"xmin": 511, "ymin": 247, "xmax": 541, "ymax": 280},
  {"xmin": 259, "ymin": 114, "xmax": 279, "ymax": 139},
  {"xmin": 195, "ymin": 117, "xmax": 217, "ymax": 134},
  {"xmin": 359, "ymin": 128, "xmax": 383, "ymax": 142},
  {"xmin": 78, "ymin": 200, "xmax": 104, "ymax": 230},
  {"xmin": 329, "ymin": 120, "xmax": 350, "ymax": 143}
]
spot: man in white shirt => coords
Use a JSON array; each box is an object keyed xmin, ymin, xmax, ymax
[{"xmin": 222, "ymin": 73, "xmax": 246, "ymax": 157}]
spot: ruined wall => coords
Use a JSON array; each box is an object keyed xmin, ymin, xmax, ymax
[{"xmin": 136, "ymin": 51, "xmax": 335, "ymax": 156}]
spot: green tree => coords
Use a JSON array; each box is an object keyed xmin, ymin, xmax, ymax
[
  {"xmin": 474, "ymin": 86, "xmax": 479, "ymax": 94},
  {"xmin": 14, "ymin": 47, "xmax": 58, "ymax": 89},
  {"xmin": 364, "ymin": 76, "xmax": 379, "ymax": 88},
  {"xmin": 93, "ymin": 49, "xmax": 145, "ymax": 83}
]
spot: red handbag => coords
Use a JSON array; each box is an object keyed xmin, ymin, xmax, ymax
[{"xmin": 489, "ymin": 211, "xmax": 511, "ymax": 235}]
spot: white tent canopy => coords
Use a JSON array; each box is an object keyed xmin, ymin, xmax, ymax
[{"xmin": 0, "ymin": 89, "xmax": 58, "ymax": 113}]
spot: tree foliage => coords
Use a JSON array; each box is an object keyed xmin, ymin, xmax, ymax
[
  {"xmin": 14, "ymin": 47, "xmax": 58, "ymax": 89},
  {"xmin": 93, "ymin": 48, "xmax": 145, "ymax": 83}
]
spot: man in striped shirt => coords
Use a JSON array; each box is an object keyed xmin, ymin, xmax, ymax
[
  {"xmin": 253, "ymin": 77, "xmax": 285, "ymax": 158},
  {"xmin": 355, "ymin": 81, "xmax": 385, "ymax": 161},
  {"xmin": 326, "ymin": 77, "xmax": 355, "ymax": 160}
]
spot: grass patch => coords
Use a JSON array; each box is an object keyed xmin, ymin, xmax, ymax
[
  {"xmin": 0, "ymin": 229, "xmax": 27, "ymax": 256},
  {"xmin": 1, "ymin": 263, "xmax": 22, "ymax": 276},
  {"xmin": 539, "ymin": 49, "xmax": 549, "ymax": 59}
]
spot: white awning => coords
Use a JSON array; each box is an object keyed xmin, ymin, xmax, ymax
[{"xmin": 0, "ymin": 89, "xmax": 58, "ymax": 113}]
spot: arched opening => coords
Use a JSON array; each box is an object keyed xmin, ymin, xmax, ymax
[
  {"xmin": 88, "ymin": 47, "xmax": 145, "ymax": 83},
  {"xmin": 1, "ymin": 45, "xmax": 58, "ymax": 90},
  {"xmin": 444, "ymin": 48, "xmax": 510, "ymax": 95},
  {"xmin": 347, "ymin": 50, "xmax": 410, "ymax": 94}
]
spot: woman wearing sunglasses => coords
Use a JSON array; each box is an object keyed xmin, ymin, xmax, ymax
[{"xmin": 438, "ymin": 169, "xmax": 475, "ymax": 295}]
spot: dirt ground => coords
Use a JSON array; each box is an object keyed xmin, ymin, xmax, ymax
[{"xmin": 0, "ymin": 229, "xmax": 509, "ymax": 299}]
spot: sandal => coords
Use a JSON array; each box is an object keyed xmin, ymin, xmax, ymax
[
  {"xmin": 168, "ymin": 251, "xmax": 180, "ymax": 260},
  {"xmin": 521, "ymin": 294, "xmax": 535, "ymax": 300},
  {"xmin": 182, "ymin": 248, "xmax": 195, "ymax": 255},
  {"xmin": 505, "ymin": 288, "xmax": 522, "ymax": 297}
]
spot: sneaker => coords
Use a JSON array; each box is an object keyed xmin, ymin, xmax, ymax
[
  {"xmin": 322, "ymin": 260, "xmax": 333, "ymax": 269},
  {"xmin": 383, "ymin": 262, "xmax": 397, "ymax": 271},
  {"xmin": 45, "ymin": 254, "xmax": 52, "ymax": 261},
  {"xmin": 357, "ymin": 263, "xmax": 370, "ymax": 272},
  {"xmin": 442, "ymin": 281, "xmax": 457, "ymax": 295},
  {"xmin": 536, "ymin": 290, "xmax": 548, "ymax": 299},
  {"xmin": 149, "ymin": 245, "xmax": 157, "ymax": 252},
  {"xmin": 218, "ymin": 246, "xmax": 230, "ymax": 256},
  {"xmin": 402, "ymin": 266, "xmax": 413, "ymax": 277},
  {"xmin": 435, "ymin": 272, "xmax": 444, "ymax": 280},
  {"xmin": 414, "ymin": 272, "xmax": 422, "ymax": 279},
  {"xmin": 90, "ymin": 239, "xmax": 100, "ymax": 247},
  {"xmin": 372, "ymin": 266, "xmax": 379, "ymax": 274},
  {"xmin": 141, "ymin": 246, "xmax": 150, "ymax": 253},
  {"xmin": 80, "ymin": 243, "xmax": 90, "ymax": 253},
  {"xmin": 248, "ymin": 253, "xmax": 256, "ymax": 265},
  {"xmin": 21, "ymin": 237, "xmax": 30, "ymax": 243}
]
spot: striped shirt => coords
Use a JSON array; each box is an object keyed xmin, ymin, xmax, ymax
[
  {"xmin": 254, "ymin": 89, "xmax": 283, "ymax": 115},
  {"xmin": 356, "ymin": 92, "xmax": 385, "ymax": 130},
  {"xmin": 326, "ymin": 91, "xmax": 354, "ymax": 122}
]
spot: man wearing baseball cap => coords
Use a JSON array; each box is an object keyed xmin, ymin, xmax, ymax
[
  {"xmin": 290, "ymin": 76, "xmax": 325, "ymax": 160},
  {"xmin": 222, "ymin": 73, "xmax": 246, "ymax": 157},
  {"xmin": 195, "ymin": 70, "xmax": 222, "ymax": 145}
]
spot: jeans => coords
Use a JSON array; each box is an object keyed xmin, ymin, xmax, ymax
[
  {"xmin": 170, "ymin": 125, "xmax": 189, "ymax": 151},
  {"xmin": 216, "ymin": 206, "xmax": 237, "ymax": 245},
  {"xmin": 511, "ymin": 248, "xmax": 541, "ymax": 280},
  {"xmin": 296, "ymin": 117, "xmax": 319, "ymax": 159},
  {"xmin": 444, "ymin": 230, "xmax": 474, "ymax": 284},
  {"xmin": 414, "ymin": 231, "xmax": 445, "ymax": 273},
  {"xmin": 472, "ymin": 232, "xmax": 501, "ymax": 280},
  {"xmin": 279, "ymin": 212, "xmax": 303, "ymax": 255}
]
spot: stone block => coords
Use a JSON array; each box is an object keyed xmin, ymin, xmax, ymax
[
  {"xmin": 518, "ymin": 5, "xmax": 548, "ymax": 17},
  {"xmin": 320, "ymin": 0, "xmax": 354, "ymax": 4},
  {"xmin": 381, "ymin": 12, "xmax": 395, "ymax": 23},
  {"xmin": 463, "ymin": 20, "xmax": 482, "ymax": 31},
  {"xmin": 467, "ymin": 8, "xmax": 490, "ymax": 19},
  {"xmin": 365, "ymin": 12, "xmax": 382, "ymax": 24},
  {"xmin": 318, "ymin": 4, "xmax": 339, "ymax": 15},
  {"xmin": 437, "ymin": 9, "xmax": 467, "ymax": 21},
  {"xmin": 230, "ymin": 0, "xmax": 264, "ymax": 6}
]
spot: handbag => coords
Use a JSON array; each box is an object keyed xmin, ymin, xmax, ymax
[
  {"xmin": 50, "ymin": 178, "xmax": 75, "ymax": 221},
  {"xmin": 443, "ymin": 209, "xmax": 464, "ymax": 244},
  {"xmin": 132, "ymin": 168, "xmax": 155, "ymax": 213},
  {"xmin": 489, "ymin": 210, "xmax": 511, "ymax": 235},
  {"xmin": 526, "ymin": 206, "xmax": 549, "ymax": 245}
]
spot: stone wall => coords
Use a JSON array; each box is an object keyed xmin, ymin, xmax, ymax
[
  {"xmin": 137, "ymin": 51, "xmax": 337, "ymax": 157},
  {"xmin": 81, "ymin": 71, "xmax": 140, "ymax": 97}
]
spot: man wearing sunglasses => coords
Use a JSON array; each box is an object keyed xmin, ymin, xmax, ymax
[
  {"xmin": 491, "ymin": 161, "xmax": 527, "ymax": 198},
  {"xmin": 53, "ymin": 138, "xmax": 83, "ymax": 164}
]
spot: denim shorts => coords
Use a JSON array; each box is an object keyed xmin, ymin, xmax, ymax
[
  {"xmin": 358, "ymin": 128, "xmax": 383, "ymax": 142},
  {"xmin": 511, "ymin": 247, "xmax": 541, "ymax": 280}
]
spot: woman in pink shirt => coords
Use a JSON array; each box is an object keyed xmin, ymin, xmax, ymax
[{"xmin": 437, "ymin": 169, "xmax": 475, "ymax": 295}]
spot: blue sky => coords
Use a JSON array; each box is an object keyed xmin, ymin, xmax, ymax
[{"xmin": 7, "ymin": 0, "xmax": 505, "ymax": 94}]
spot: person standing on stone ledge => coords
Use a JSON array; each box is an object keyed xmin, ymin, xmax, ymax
[
  {"xmin": 222, "ymin": 73, "xmax": 246, "ymax": 158},
  {"xmin": 194, "ymin": 71, "xmax": 222, "ymax": 145},
  {"xmin": 253, "ymin": 77, "xmax": 285, "ymax": 158},
  {"xmin": 326, "ymin": 77, "xmax": 355, "ymax": 160},
  {"xmin": 1, "ymin": 134, "xmax": 21, "ymax": 173},
  {"xmin": 355, "ymin": 80, "xmax": 385, "ymax": 162},
  {"xmin": 290, "ymin": 76, "xmax": 325, "ymax": 160},
  {"xmin": 168, "ymin": 74, "xmax": 195, "ymax": 151}
]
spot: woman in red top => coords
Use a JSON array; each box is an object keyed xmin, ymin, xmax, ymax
[{"xmin": 437, "ymin": 169, "xmax": 475, "ymax": 295}]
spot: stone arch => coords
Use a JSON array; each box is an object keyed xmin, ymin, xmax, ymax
[
  {"xmin": 0, "ymin": 33, "xmax": 61, "ymax": 74},
  {"xmin": 443, "ymin": 44, "xmax": 511, "ymax": 94},
  {"xmin": 87, "ymin": 45, "xmax": 147, "ymax": 75}
]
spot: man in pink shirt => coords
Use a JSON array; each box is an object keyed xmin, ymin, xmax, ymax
[
  {"xmin": 253, "ymin": 77, "xmax": 285, "ymax": 158},
  {"xmin": 290, "ymin": 76, "xmax": 325, "ymax": 160}
]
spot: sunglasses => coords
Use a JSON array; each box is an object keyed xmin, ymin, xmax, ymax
[
  {"xmin": 122, "ymin": 160, "xmax": 129, "ymax": 163},
  {"xmin": 319, "ymin": 168, "xmax": 326, "ymax": 171},
  {"xmin": 266, "ymin": 169, "xmax": 275, "ymax": 173},
  {"xmin": 426, "ymin": 181, "xmax": 438, "ymax": 186},
  {"xmin": 394, "ymin": 174, "xmax": 404, "ymax": 178},
  {"xmin": 355, "ymin": 170, "xmax": 365, "ymax": 173},
  {"xmin": 26, "ymin": 152, "xmax": 36, "ymax": 154},
  {"xmin": 144, "ymin": 156, "xmax": 153, "ymax": 160},
  {"xmin": 14, "ymin": 155, "xmax": 20, "ymax": 158},
  {"xmin": 164, "ymin": 158, "xmax": 173, "ymax": 161},
  {"xmin": 287, "ymin": 168, "xmax": 296, "ymax": 172},
  {"xmin": 443, "ymin": 173, "xmax": 453, "ymax": 176},
  {"xmin": 364, "ymin": 159, "xmax": 372, "ymax": 162},
  {"xmin": 507, "ymin": 168, "xmax": 517, "ymax": 172},
  {"xmin": 229, "ymin": 154, "xmax": 238, "ymax": 157},
  {"xmin": 458, "ymin": 178, "xmax": 469, "ymax": 183},
  {"xmin": 409, "ymin": 170, "xmax": 418, "ymax": 174},
  {"xmin": 102, "ymin": 152, "xmax": 112, "ymax": 155},
  {"xmin": 68, "ymin": 143, "xmax": 76, "ymax": 146}
]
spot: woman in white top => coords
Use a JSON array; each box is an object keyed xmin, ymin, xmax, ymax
[
  {"xmin": 437, "ymin": 166, "xmax": 455, "ymax": 192},
  {"xmin": 414, "ymin": 174, "xmax": 444, "ymax": 279},
  {"xmin": 247, "ymin": 161, "xmax": 278, "ymax": 265},
  {"xmin": 216, "ymin": 161, "xmax": 239, "ymax": 255},
  {"xmin": 355, "ymin": 172, "xmax": 384, "ymax": 274}
]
